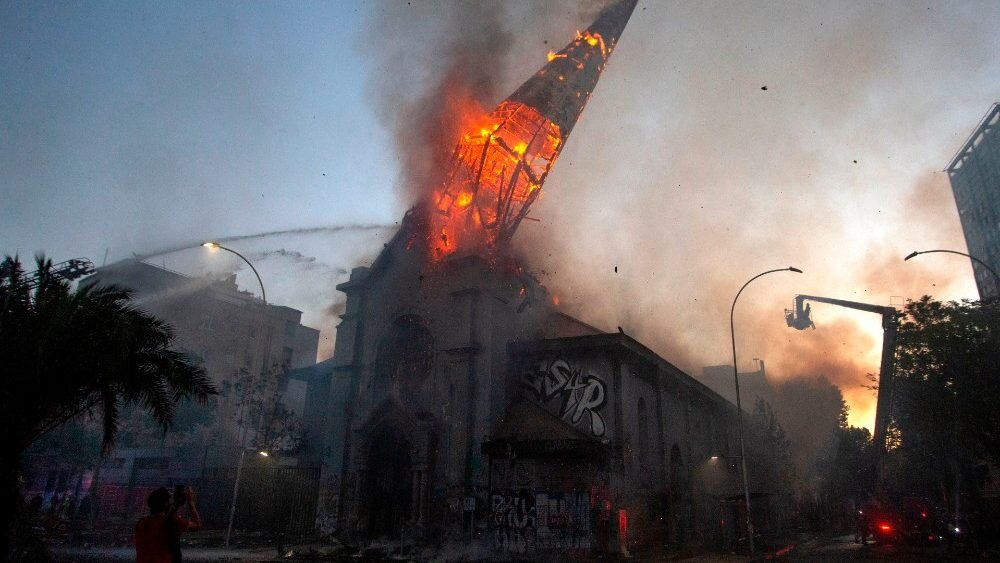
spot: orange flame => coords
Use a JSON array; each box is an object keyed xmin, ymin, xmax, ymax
[
  {"xmin": 424, "ymin": 22, "xmax": 616, "ymax": 262},
  {"xmin": 429, "ymin": 100, "xmax": 563, "ymax": 261}
]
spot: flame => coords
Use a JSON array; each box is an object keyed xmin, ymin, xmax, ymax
[
  {"xmin": 429, "ymin": 100, "xmax": 563, "ymax": 261},
  {"xmin": 575, "ymin": 30, "xmax": 607, "ymax": 58},
  {"xmin": 552, "ymin": 294, "xmax": 560, "ymax": 306},
  {"xmin": 423, "ymin": 21, "xmax": 617, "ymax": 262}
]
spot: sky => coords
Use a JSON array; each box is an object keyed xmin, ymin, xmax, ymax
[{"xmin": 2, "ymin": 1, "xmax": 998, "ymax": 430}]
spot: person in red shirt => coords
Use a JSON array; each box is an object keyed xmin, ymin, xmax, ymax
[
  {"xmin": 167, "ymin": 486, "xmax": 202, "ymax": 563},
  {"xmin": 134, "ymin": 487, "xmax": 202, "ymax": 563}
]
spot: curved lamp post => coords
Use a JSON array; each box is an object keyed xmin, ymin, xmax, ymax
[
  {"xmin": 905, "ymin": 249, "xmax": 1000, "ymax": 295},
  {"xmin": 731, "ymin": 266, "xmax": 802, "ymax": 557},
  {"xmin": 202, "ymin": 242, "xmax": 267, "ymax": 305},
  {"xmin": 202, "ymin": 241, "xmax": 268, "ymax": 548}
]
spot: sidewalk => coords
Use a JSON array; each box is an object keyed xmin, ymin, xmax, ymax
[{"xmin": 49, "ymin": 545, "xmax": 283, "ymax": 562}]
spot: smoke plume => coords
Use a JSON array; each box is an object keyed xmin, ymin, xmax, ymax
[
  {"xmin": 360, "ymin": 1, "xmax": 610, "ymax": 205},
  {"xmin": 361, "ymin": 1, "xmax": 990, "ymax": 436}
]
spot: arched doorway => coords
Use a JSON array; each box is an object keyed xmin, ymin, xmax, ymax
[{"xmin": 364, "ymin": 425, "xmax": 412, "ymax": 537}]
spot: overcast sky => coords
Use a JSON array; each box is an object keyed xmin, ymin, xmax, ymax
[{"xmin": 2, "ymin": 1, "xmax": 998, "ymax": 429}]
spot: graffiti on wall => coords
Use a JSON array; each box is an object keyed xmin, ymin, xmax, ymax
[
  {"xmin": 492, "ymin": 490, "xmax": 537, "ymax": 553},
  {"xmin": 490, "ymin": 460, "xmax": 596, "ymax": 553},
  {"xmin": 491, "ymin": 490, "xmax": 593, "ymax": 553},
  {"xmin": 519, "ymin": 358, "xmax": 607, "ymax": 437}
]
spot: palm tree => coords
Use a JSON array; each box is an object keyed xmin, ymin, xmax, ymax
[{"xmin": 1, "ymin": 255, "xmax": 216, "ymax": 559}]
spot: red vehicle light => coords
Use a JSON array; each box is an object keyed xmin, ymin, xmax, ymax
[{"xmin": 879, "ymin": 523, "xmax": 892, "ymax": 532}]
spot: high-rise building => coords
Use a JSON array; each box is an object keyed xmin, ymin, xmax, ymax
[{"xmin": 947, "ymin": 103, "xmax": 1000, "ymax": 299}]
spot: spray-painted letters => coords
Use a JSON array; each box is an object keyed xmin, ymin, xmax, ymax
[{"xmin": 520, "ymin": 358, "xmax": 607, "ymax": 437}]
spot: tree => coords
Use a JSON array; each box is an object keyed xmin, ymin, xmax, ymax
[
  {"xmin": 114, "ymin": 396, "xmax": 218, "ymax": 449},
  {"xmin": 1, "ymin": 255, "xmax": 216, "ymax": 559},
  {"xmin": 224, "ymin": 365, "xmax": 305, "ymax": 455},
  {"xmin": 891, "ymin": 296, "xmax": 1000, "ymax": 512},
  {"xmin": 815, "ymin": 399, "xmax": 873, "ymax": 531},
  {"xmin": 748, "ymin": 399, "xmax": 797, "ymax": 528}
]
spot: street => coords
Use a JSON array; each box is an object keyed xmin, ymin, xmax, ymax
[{"xmin": 773, "ymin": 534, "xmax": 997, "ymax": 562}]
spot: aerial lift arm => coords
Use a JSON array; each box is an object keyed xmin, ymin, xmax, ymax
[{"xmin": 785, "ymin": 294, "xmax": 900, "ymax": 490}]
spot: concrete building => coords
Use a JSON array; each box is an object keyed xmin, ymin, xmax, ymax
[
  {"xmin": 315, "ymin": 210, "xmax": 781, "ymax": 556},
  {"xmin": 84, "ymin": 259, "xmax": 320, "ymax": 440},
  {"xmin": 40, "ymin": 260, "xmax": 326, "ymax": 533},
  {"xmin": 947, "ymin": 103, "xmax": 1000, "ymax": 299}
]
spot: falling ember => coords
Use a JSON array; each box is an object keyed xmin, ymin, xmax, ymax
[{"xmin": 426, "ymin": 0, "xmax": 638, "ymax": 261}]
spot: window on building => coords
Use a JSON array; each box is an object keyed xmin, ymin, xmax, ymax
[
  {"xmin": 285, "ymin": 320, "xmax": 297, "ymax": 338},
  {"xmin": 637, "ymin": 398, "xmax": 649, "ymax": 466},
  {"xmin": 374, "ymin": 315, "xmax": 434, "ymax": 397},
  {"xmin": 281, "ymin": 346, "xmax": 294, "ymax": 369}
]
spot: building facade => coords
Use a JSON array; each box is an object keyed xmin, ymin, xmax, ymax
[
  {"xmin": 947, "ymin": 103, "xmax": 1000, "ymax": 299},
  {"xmin": 320, "ymin": 214, "xmax": 779, "ymax": 556},
  {"xmin": 41, "ymin": 260, "xmax": 326, "ymax": 533},
  {"xmin": 85, "ymin": 259, "xmax": 320, "ymax": 440}
]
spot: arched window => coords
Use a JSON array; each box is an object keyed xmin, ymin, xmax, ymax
[
  {"xmin": 374, "ymin": 315, "xmax": 433, "ymax": 397},
  {"xmin": 637, "ymin": 398, "xmax": 649, "ymax": 466}
]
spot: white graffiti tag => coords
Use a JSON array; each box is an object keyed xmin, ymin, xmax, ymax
[{"xmin": 519, "ymin": 359, "xmax": 607, "ymax": 437}]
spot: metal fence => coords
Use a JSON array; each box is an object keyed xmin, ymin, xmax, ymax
[{"xmin": 196, "ymin": 466, "xmax": 321, "ymax": 536}]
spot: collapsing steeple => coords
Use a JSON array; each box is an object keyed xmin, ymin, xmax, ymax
[{"xmin": 428, "ymin": 0, "xmax": 639, "ymax": 260}]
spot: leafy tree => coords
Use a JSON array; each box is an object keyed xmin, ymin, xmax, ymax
[
  {"xmin": 1, "ymin": 255, "xmax": 216, "ymax": 559},
  {"xmin": 115, "ymin": 395, "xmax": 219, "ymax": 449},
  {"xmin": 890, "ymin": 296, "xmax": 1000, "ymax": 512},
  {"xmin": 223, "ymin": 365, "xmax": 305, "ymax": 455},
  {"xmin": 748, "ymin": 398, "xmax": 797, "ymax": 528},
  {"xmin": 815, "ymin": 399, "xmax": 873, "ymax": 530}
]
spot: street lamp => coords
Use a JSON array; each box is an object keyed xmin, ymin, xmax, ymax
[
  {"xmin": 730, "ymin": 266, "xmax": 802, "ymax": 557},
  {"xmin": 202, "ymin": 241, "xmax": 270, "ymax": 548},
  {"xmin": 905, "ymin": 249, "xmax": 1000, "ymax": 298},
  {"xmin": 225, "ymin": 448, "xmax": 269, "ymax": 548},
  {"xmin": 202, "ymin": 242, "xmax": 267, "ymax": 305}
]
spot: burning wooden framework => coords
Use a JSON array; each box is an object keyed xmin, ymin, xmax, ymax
[{"xmin": 429, "ymin": 0, "xmax": 638, "ymax": 261}]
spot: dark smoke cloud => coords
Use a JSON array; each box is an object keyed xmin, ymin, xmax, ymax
[
  {"xmin": 360, "ymin": 1, "xmax": 609, "ymax": 205},
  {"xmin": 771, "ymin": 377, "xmax": 844, "ymax": 485},
  {"xmin": 361, "ymin": 0, "xmax": 993, "ymax": 437},
  {"xmin": 361, "ymin": 2, "xmax": 511, "ymax": 203}
]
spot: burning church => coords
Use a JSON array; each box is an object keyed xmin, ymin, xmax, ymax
[{"xmin": 319, "ymin": 0, "xmax": 776, "ymax": 556}]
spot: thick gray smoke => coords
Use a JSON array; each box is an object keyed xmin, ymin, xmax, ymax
[
  {"xmin": 360, "ymin": 1, "xmax": 609, "ymax": 205},
  {"xmin": 359, "ymin": 1, "xmax": 995, "ymax": 457},
  {"xmin": 508, "ymin": 2, "xmax": 987, "ymax": 430}
]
